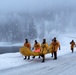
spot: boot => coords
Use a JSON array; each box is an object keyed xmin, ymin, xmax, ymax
[
  {"xmin": 27, "ymin": 56, "xmax": 30, "ymax": 60},
  {"xmin": 72, "ymin": 50, "xmax": 73, "ymax": 53},
  {"xmin": 51, "ymin": 53, "xmax": 53, "ymax": 57},
  {"xmin": 39, "ymin": 56, "xmax": 40, "ymax": 58},
  {"xmin": 32, "ymin": 56, "xmax": 35, "ymax": 59},
  {"xmin": 42, "ymin": 59, "xmax": 45, "ymax": 62},
  {"xmin": 24, "ymin": 56, "xmax": 27, "ymax": 60},
  {"xmin": 42, "ymin": 55, "xmax": 45, "ymax": 62},
  {"xmin": 53, "ymin": 57, "xmax": 57, "ymax": 60}
]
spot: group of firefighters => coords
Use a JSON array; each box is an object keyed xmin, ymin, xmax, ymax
[{"xmin": 23, "ymin": 37, "xmax": 76, "ymax": 62}]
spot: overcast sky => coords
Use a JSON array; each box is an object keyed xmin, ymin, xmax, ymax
[{"xmin": 0, "ymin": 0, "xmax": 76, "ymax": 13}]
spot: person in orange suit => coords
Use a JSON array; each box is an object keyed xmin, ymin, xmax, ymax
[
  {"xmin": 32, "ymin": 40, "xmax": 41, "ymax": 58},
  {"xmin": 41, "ymin": 39, "xmax": 48, "ymax": 62},
  {"xmin": 24, "ymin": 39, "xmax": 31, "ymax": 60},
  {"xmin": 51, "ymin": 37, "xmax": 60, "ymax": 60},
  {"xmin": 70, "ymin": 40, "xmax": 75, "ymax": 53}
]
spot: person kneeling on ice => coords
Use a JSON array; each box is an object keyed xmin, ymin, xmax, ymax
[
  {"xmin": 70, "ymin": 40, "xmax": 75, "ymax": 53},
  {"xmin": 51, "ymin": 37, "xmax": 60, "ymax": 60},
  {"xmin": 32, "ymin": 40, "xmax": 41, "ymax": 58},
  {"xmin": 24, "ymin": 39, "xmax": 31, "ymax": 60},
  {"xmin": 41, "ymin": 39, "xmax": 48, "ymax": 62}
]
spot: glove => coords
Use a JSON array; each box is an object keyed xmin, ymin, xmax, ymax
[
  {"xmin": 59, "ymin": 47, "xmax": 60, "ymax": 50},
  {"xmin": 32, "ymin": 47, "xmax": 34, "ymax": 50}
]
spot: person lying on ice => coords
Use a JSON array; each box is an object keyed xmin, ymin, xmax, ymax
[
  {"xmin": 51, "ymin": 37, "xmax": 60, "ymax": 60},
  {"xmin": 24, "ymin": 39, "xmax": 31, "ymax": 60},
  {"xmin": 70, "ymin": 40, "xmax": 75, "ymax": 53},
  {"xmin": 41, "ymin": 39, "xmax": 48, "ymax": 62},
  {"xmin": 32, "ymin": 40, "xmax": 41, "ymax": 58}
]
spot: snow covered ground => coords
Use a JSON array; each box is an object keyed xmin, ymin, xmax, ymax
[{"xmin": 0, "ymin": 35, "xmax": 76, "ymax": 75}]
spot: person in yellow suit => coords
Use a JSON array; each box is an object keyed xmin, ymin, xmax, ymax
[
  {"xmin": 70, "ymin": 40, "xmax": 75, "ymax": 53},
  {"xmin": 41, "ymin": 39, "xmax": 48, "ymax": 62},
  {"xmin": 51, "ymin": 37, "xmax": 60, "ymax": 60},
  {"xmin": 32, "ymin": 40, "xmax": 41, "ymax": 58},
  {"xmin": 24, "ymin": 39, "xmax": 31, "ymax": 60}
]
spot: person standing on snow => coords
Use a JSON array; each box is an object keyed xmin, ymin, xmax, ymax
[
  {"xmin": 70, "ymin": 40, "xmax": 75, "ymax": 53},
  {"xmin": 24, "ymin": 39, "xmax": 31, "ymax": 60},
  {"xmin": 32, "ymin": 40, "xmax": 41, "ymax": 58},
  {"xmin": 41, "ymin": 39, "xmax": 48, "ymax": 62},
  {"xmin": 51, "ymin": 37, "xmax": 60, "ymax": 60}
]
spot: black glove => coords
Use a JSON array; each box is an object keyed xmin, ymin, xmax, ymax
[
  {"xmin": 59, "ymin": 47, "xmax": 60, "ymax": 50},
  {"xmin": 32, "ymin": 47, "xmax": 34, "ymax": 50}
]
